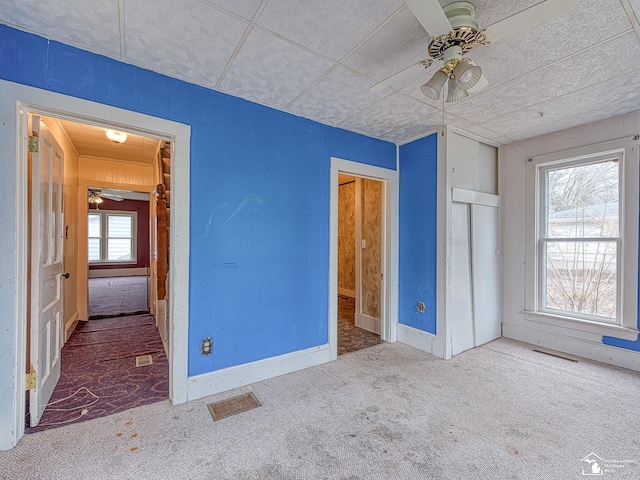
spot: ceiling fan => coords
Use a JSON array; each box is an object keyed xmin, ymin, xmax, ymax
[
  {"xmin": 88, "ymin": 188, "xmax": 124, "ymax": 207},
  {"xmin": 371, "ymin": 0, "xmax": 580, "ymax": 102}
]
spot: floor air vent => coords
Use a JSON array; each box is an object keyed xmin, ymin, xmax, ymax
[
  {"xmin": 532, "ymin": 349, "xmax": 578, "ymax": 362},
  {"xmin": 135, "ymin": 354, "xmax": 153, "ymax": 367},
  {"xmin": 207, "ymin": 392, "xmax": 262, "ymax": 421}
]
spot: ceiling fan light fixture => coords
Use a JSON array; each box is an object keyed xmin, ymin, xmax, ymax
[
  {"xmin": 106, "ymin": 129, "xmax": 127, "ymax": 143},
  {"xmin": 446, "ymin": 78, "xmax": 469, "ymax": 103},
  {"xmin": 421, "ymin": 70, "xmax": 448, "ymax": 100},
  {"xmin": 453, "ymin": 61, "xmax": 482, "ymax": 90}
]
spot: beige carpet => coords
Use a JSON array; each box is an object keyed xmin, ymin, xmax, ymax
[{"xmin": 2, "ymin": 338, "xmax": 639, "ymax": 479}]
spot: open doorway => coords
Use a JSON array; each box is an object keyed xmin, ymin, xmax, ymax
[
  {"xmin": 330, "ymin": 157, "xmax": 399, "ymax": 361},
  {"xmin": 25, "ymin": 114, "xmax": 172, "ymax": 431},
  {"xmin": 337, "ymin": 174, "xmax": 383, "ymax": 355}
]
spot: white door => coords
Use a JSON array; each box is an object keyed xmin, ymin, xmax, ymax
[
  {"xmin": 471, "ymin": 204, "xmax": 501, "ymax": 346},
  {"xmin": 29, "ymin": 116, "xmax": 64, "ymax": 427}
]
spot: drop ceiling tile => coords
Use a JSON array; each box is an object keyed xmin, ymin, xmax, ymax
[
  {"xmin": 125, "ymin": 0, "xmax": 247, "ymax": 89},
  {"xmin": 201, "ymin": 0, "xmax": 263, "ymax": 20},
  {"xmin": 463, "ymin": 0, "xmax": 631, "ymax": 90},
  {"xmin": 341, "ymin": 6, "xmax": 429, "ymax": 82},
  {"xmin": 220, "ymin": 27, "xmax": 332, "ymax": 109},
  {"xmin": 286, "ymin": 67, "xmax": 387, "ymax": 126},
  {"xmin": 1, "ymin": 0, "xmax": 121, "ymax": 58},
  {"xmin": 257, "ymin": 0, "xmax": 404, "ymax": 61},
  {"xmin": 382, "ymin": 117, "xmax": 441, "ymax": 144},
  {"xmin": 338, "ymin": 93, "xmax": 436, "ymax": 139},
  {"xmin": 482, "ymin": 69, "xmax": 640, "ymax": 138},
  {"xmin": 443, "ymin": 31, "xmax": 640, "ymax": 124},
  {"xmin": 630, "ymin": 0, "xmax": 640, "ymax": 21}
]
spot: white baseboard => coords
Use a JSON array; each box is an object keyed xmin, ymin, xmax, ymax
[
  {"xmin": 503, "ymin": 323, "xmax": 640, "ymax": 372},
  {"xmin": 89, "ymin": 267, "xmax": 149, "ymax": 278},
  {"xmin": 187, "ymin": 344, "xmax": 332, "ymax": 401},
  {"xmin": 64, "ymin": 311, "xmax": 79, "ymax": 343},
  {"xmin": 338, "ymin": 288, "xmax": 355, "ymax": 298},
  {"xmin": 397, "ymin": 323, "xmax": 447, "ymax": 359}
]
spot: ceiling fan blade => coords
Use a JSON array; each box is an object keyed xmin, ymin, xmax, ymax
[
  {"xmin": 370, "ymin": 60, "xmax": 434, "ymax": 92},
  {"xmin": 484, "ymin": 0, "xmax": 580, "ymax": 43},
  {"xmin": 102, "ymin": 193, "xmax": 124, "ymax": 201},
  {"xmin": 405, "ymin": 0, "xmax": 453, "ymax": 37}
]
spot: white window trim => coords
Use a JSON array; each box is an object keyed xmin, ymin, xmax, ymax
[
  {"xmin": 88, "ymin": 209, "xmax": 137, "ymax": 265},
  {"xmin": 524, "ymin": 138, "xmax": 640, "ymax": 340}
]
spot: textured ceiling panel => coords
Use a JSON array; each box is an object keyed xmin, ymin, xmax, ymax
[
  {"xmin": 125, "ymin": 0, "xmax": 247, "ymax": 89},
  {"xmin": 482, "ymin": 69, "xmax": 640, "ymax": 137},
  {"xmin": 338, "ymin": 93, "xmax": 436, "ymax": 138},
  {"xmin": 220, "ymin": 27, "xmax": 333, "ymax": 109},
  {"xmin": 257, "ymin": 0, "xmax": 404, "ymax": 61},
  {"xmin": 1, "ymin": 0, "xmax": 121, "ymax": 58},
  {"xmin": 341, "ymin": 6, "xmax": 429, "ymax": 83},
  {"xmin": 630, "ymin": 0, "xmax": 640, "ymax": 21},
  {"xmin": 438, "ymin": 0, "xmax": 540, "ymax": 34},
  {"xmin": 201, "ymin": 0, "xmax": 263, "ymax": 20},
  {"xmin": 463, "ymin": 0, "xmax": 631, "ymax": 90},
  {"xmin": 286, "ymin": 66, "xmax": 388, "ymax": 126},
  {"xmin": 443, "ymin": 31, "xmax": 640, "ymax": 124}
]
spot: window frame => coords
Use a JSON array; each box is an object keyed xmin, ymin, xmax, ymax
[
  {"xmin": 88, "ymin": 209, "xmax": 137, "ymax": 265},
  {"xmin": 524, "ymin": 138, "xmax": 639, "ymax": 339}
]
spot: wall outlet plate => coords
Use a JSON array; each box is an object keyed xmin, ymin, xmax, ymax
[{"xmin": 201, "ymin": 337, "xmax": 213, "ymax": 356}]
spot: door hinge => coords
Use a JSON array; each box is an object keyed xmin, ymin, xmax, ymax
[
  {"xmin": 381, "ymin": 272, "xmax": 383, "ymax": 280},
  {"xmin": 28, "ymin": 135, "xmax": 39, "ymax": 153},
  {"xmin": 25, "ymin": 370, "xmax": 37, "ymax": 391}
]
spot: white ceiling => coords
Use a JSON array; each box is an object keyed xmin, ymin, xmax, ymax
[{"xmin": 3, "ymin": 0, "xmax": 640, "ymax": 145}]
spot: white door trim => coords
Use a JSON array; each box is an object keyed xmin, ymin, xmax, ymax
[
  {"xmin": 329, "ymin": 157, "xmax": 399, "ymax": 361},
  {"xmin": 0, "ymin": 80, "xmax": 190, "ymax": 449}
]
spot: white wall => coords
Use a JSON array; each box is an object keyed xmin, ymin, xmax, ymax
[{"xmin": 501, "ymin": 110, "xmax": 640, "ymax": 370}]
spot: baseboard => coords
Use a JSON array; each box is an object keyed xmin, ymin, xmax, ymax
[
  {"xmin": 502, "ymin": 323, "xmax": 640, "ymax": 372},
  {"xmin": 89, "ymin": 267, "xmax": 149, "ymax": 278},
  {"xmin": 338, "ymin": 288, "xmax": 355, "ymax": 298},
  {"xmin": 187, "ymin": 344, "xmax": 332, "ymax": 401},
  {"xmin": 64, "ymin": 311, "xmax": 79, "ymax": 343},
  {"xmin": 397, "ymin": 323, "xmax": 447, "ymax": 359}
]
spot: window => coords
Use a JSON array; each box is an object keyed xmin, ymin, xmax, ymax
[
  {"xmin": 88, "ymin": 211, "xmax": 137, "ymax": 263},
  {"xmin": 539, "ymin": 156, "xmax": 619, "ymax": 322},
  {"xmin": 525, "ymin": 139, "xmax": 639, "ymax": 337}
]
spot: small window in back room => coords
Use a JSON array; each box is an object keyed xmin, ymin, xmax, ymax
[{"xmin": 88, "ymin": 211, "xmax": 137, "ymax": 263}]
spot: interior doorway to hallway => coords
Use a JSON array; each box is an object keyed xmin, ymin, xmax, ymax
[{"xmin": 25, "ymin": 113, "xmax": 172, "ymax": 430}]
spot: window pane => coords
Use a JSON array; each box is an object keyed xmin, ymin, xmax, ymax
[
  {"xmin": 88, "ymin": 214, "xmax": 101, "ymax": 237},
  {"xmin": 544, "ymin": 240, "xmax": 617, "ymax": 320},
  {"xmin": 546, "ymin": 161, "xmax": 618, "ymax": 238},
  {"xmin": 107, "ymin": 239, "xmax": 132, "ymax": 260},
  {"xmin": 108, "ymin": 215, "xmax": 132, "ymax": 238},
  {"xmin": 88, "ymin": 238, "xmax": 101, "ymax": 261}
]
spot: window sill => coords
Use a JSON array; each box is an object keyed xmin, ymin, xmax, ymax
[
  {"xmin": 89, "ymin": 261, "xmax": 137, "ymax": 266},
  {"xmin": 523, "ymin": 311, "xmax": 639, "ymax": 340}
]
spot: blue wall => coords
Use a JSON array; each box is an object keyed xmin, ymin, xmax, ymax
[
  {"xmin": 0, "ymin": 25, "xmax": 396, "ymax": 375},
  {"xmin": 398, "ymin": 134, "xmax": 438, "ymax": 334}
]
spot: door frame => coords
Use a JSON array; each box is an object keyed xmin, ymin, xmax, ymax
[
  {"xmin": 329, "ymin": 157, "xmax": 399, "ymax": 360},
  {"xmin": 2, "ymin": 80, "xmax": 190, "ymax": 448}
]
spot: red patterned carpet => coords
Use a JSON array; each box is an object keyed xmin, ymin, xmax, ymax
[{"xmin": 27, "ymin": 314, "xmax": 168, "ymax": 432}]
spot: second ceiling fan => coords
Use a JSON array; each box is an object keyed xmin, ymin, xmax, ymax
[{"xmin": 371, "ymin": 0, "xmax": 581, "ymax": 102}]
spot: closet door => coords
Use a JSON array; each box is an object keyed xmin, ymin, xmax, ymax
[
  {"xmin": 471, "ymin": 204, "xmax": 501, "ymax": 346},
  {"xmin": 450, "ymin": 202, "xmax": 475, "ymax": 356}
]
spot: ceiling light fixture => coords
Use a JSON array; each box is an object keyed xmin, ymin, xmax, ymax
[
  {"xmin": 106, "ymin": 129, "xmax": 127, "ymax": 143},
  {"xmin": 420, "ymin": 45, "xmax": 482, "ymax": 103}
]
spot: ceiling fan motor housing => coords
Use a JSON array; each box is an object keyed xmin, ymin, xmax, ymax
[{"xmin": 428, "ymin": 1, "xmax": 487, "ymax": 60}]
